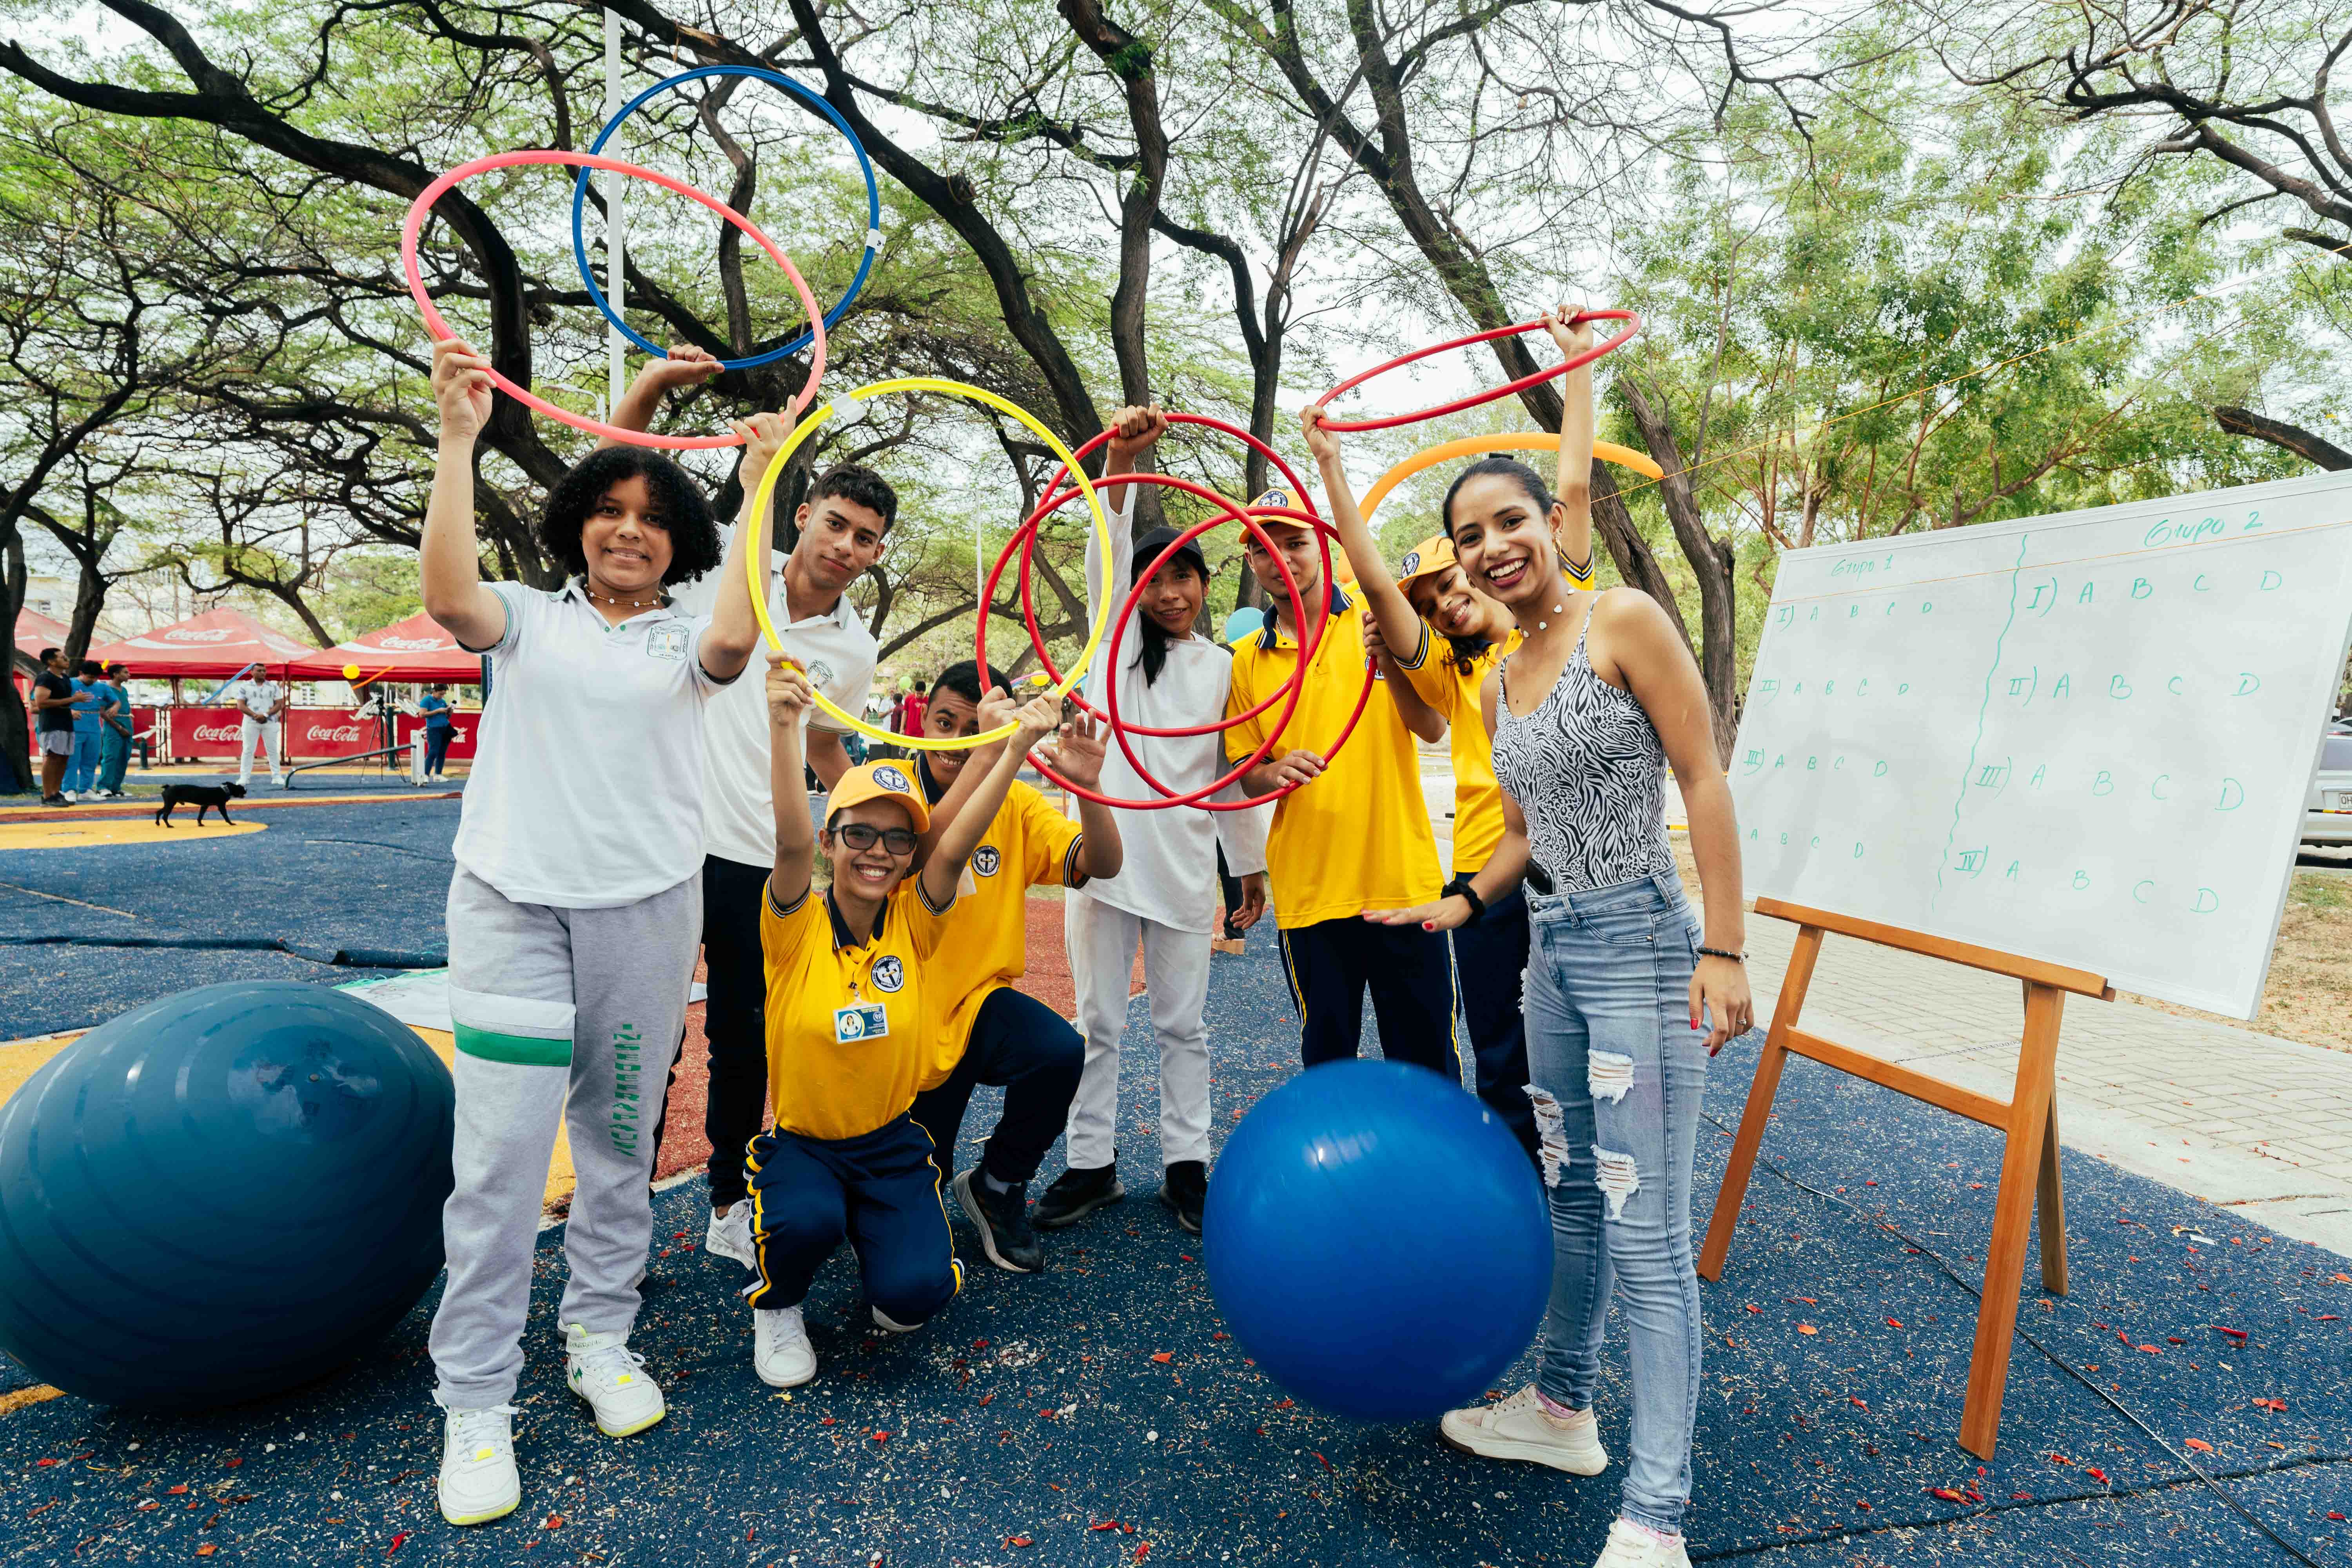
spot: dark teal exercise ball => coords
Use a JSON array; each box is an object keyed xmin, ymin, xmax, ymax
[
  {"xmin": 1203, "ymin": 1058, "xmax": 1551, "ymax": 1421},
  {"xmin": 0, "ymin": 980, "xmax": 454, "ymax": 1408}
]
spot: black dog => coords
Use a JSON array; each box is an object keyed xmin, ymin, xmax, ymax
[{"xmin": 155, "ymin": 782, "xmax": 247, "ymax": 827}]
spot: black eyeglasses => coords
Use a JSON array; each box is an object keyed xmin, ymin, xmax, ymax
[{"xmin": 833, "ymin": 823, "xmax": 918, "ymax": 854}]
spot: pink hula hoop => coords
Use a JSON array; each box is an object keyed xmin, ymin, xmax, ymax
[
  {"xmin": 401, "ymin": 150, "xmax": 826, "ymax": 449},
  {"xmin": 1308, "ymin": 310, "xmax": 1640, "ymax": 434}
]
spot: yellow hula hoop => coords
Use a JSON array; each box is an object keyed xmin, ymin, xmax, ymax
[
  {"xmin": 1359, "ymin": 434, "xmax": 1663, "ymax": 523},
  {"xmin": 746, "ymin": 376, "xmax": 1117, "ymax": 751}
]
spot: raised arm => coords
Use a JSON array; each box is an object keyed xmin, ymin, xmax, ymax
[
  {"xmin": 597, "ymin": 345, "xmax": 722, "ymax": 449},
  {"xmin": 420, "ymin": 339, "xmax": 515, "ymax": 651},
  {"xmin": 1546, "ymin": 306, "xmax": 1595, "ymax": 576},
  {"xmin": 918, "ymin": 695, "xmax": 1060, "ymax": 909},
  {"xmin": 1593, "ymin": 588, "xmax": 1751, "ymax": 1052},
  {"xmin": 699, "ymin": 411, "xmax": 789, "ymax": 683},
  {"xmin": 1301, "ymin": 407, "xmax": 1424, "ymax": 662},
  {"xmin": 766, "ymin": 654, "xmax": 818, "ymax": 908},
  {"xmin": 1038, "ymin": 713, "xmax": 1124, "ymax": 882}
]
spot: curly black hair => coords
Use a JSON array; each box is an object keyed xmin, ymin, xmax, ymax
[{"xmin": 537, "ymin": 446, "xmax": 723, "ymax": 587}]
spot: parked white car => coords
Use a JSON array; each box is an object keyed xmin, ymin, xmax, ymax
[{"xmin": 2307, "ymin": 723, "xmax": 2352, "ymax": 848}]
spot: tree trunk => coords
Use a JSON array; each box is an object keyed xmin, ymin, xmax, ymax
[
  {"xmin": 1618, "ymin": 375, "xmax": 1739, "ymax": 763},
  {"xmin": 65, "ymin": 554, "xmax": 105, "ymax": 662},
  {"xmin": 1, "ymin": 532, "xmax": 31, "ymax": 791},
  {"xmin": 1590, "ymin": 465, "xmax": 1690, "ymax": 647}
]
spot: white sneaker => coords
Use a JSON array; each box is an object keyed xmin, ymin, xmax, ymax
[
  {"xmin": 1438, "ymin": 1385, "xmax": 1608, "ymax": 1475},
  {"xmin": 706, "ymin": 1199, "xmax": 756, "ymax": 1267},
  {"xmin": 435, "ymin": 1398, "xmax": 520, "ymax": 1526},
  {"xmin": 753, "ymin": 1306, "xmax": 816, "ymax": 1387},
  {"xmin": 871, "ymin": 1305, "xmax": 919, "ymax": 1334},
  {"xmin": 562, "ymin": 1323, "xmax": 666, "ymax": 1437},
  {"xmin": 1591, "ymin": 1517, "xmax": 1690, "ymax": 1568},
  {"xmin": 61, "ymin": 791, "xmax": 78, "ymax": 802}
]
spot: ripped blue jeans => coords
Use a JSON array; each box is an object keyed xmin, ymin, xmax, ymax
[{"xmin": 1522, "ymin": 871, "xmax": 1707, "ymax": 1535}]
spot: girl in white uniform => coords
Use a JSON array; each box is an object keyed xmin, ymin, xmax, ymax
[{"xmin": 1042, "ymin": 406, "xmax": 1273, "ymax": 1237}]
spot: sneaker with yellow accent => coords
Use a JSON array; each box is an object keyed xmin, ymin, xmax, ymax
[
  {"xmin": 435, "ymin": 1398, "xmax": 520, "ymax": 1526},
  {"xmin": 563, "ymin": 1323, "xmax": 666, "ymax": 1437},
  {"xmin": 1438, "ymin": 1384, "xmax": 1608, "ymax": 1474},
  {"xmin": 754, "ymin": 1306, "xmax": 817, "ymax": 1387}
]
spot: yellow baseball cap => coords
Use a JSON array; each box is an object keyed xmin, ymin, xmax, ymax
[
  {"xmin": 1246, "ymin": 487, "xmax": 1357, "ymax": 584},
  {"xmin": 824, "ymin": 761, "xmax": 931, "ymax": 833},
  {"xmin": 1396, "ymin": 534, "xmax": 1456, "ymax": 589}
]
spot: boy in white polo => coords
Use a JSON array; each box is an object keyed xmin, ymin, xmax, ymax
[{"xmin": 608, "ymin": 352, "xmax": 887, "ymax": 1268}]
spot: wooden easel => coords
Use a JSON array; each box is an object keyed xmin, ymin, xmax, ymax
[{"xmin": 1696, "ymin": 897, "xmax": 2115, "ymax": 1458}]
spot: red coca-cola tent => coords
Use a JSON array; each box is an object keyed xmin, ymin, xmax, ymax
[
  {"xmin": 13, "ymin": 605, "xmax": 72, "ymax": 661},
  {"xmin": 286, "ymin": 611, "xmax": 483, "ymax": 684},
  {"xmin": 85, "ymin": 607, "xmax": 318, "ymax": 680}
]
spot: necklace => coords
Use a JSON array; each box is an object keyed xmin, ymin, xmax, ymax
[
  {"xmin": 582, "ymin": 581, "xmax": 662, "ymax": 610},
  {"xmin": 1536, "ymin": 600, "xmax": 1566, "ymax": 630}
]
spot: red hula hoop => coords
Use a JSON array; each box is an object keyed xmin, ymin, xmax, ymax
[
  {"xmin": 401, "ymin": 150, "xmax": 826, "ymax": 450},
  {"xmin": 1017, "ymin": 412, "xmax": 1322, "ymax": 737},
  {"xmin": 974, "ymin": 477, "xmax": 1312, "ymax": 812},
  {"xmin": 1308, "ymin": 310, "xmax": 1640, "ymax": 434},
  {"xmin": 1017, "ymin": 474, "xmax": 1330, "ymax": 739},
  {"xmin": 1102, "ymin": 503, "xmax": 1377, "ymax": 813}
]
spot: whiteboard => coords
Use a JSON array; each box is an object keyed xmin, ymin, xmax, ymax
[{"xmin": 1731, "ymin": 470, "xmax": 2352, "ymax": 1019}]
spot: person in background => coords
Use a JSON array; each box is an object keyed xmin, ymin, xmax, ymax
[
  {"xmin": 219, "ymin": 666, "xmax": 289, "ymax": 789},
  {"xmin": 94, "ymin": 664, "xmax": 134, "ymax": 798},
  {"xmin": 418, "ymin": 683, "xmax": 456, "ymax": 779},
  {"xmin": 898, "ymin": 678, "xmax": 927, "ymax": 744},
  {"xmin": 31, "ymin": 649, "xmax": 78, "ymax": 805},
  {"xmin": 64, "ymin": 661, "xmax": 109, "ymax": 801},
  {"xmin": 602, "ymin": 344, "xmax": 889, "ymax": 1275}
]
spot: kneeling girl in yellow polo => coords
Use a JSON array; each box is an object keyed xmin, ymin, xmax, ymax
[{"xmin": 744, "ymin": 653, "xmax": 1068, "ymax": 1389}]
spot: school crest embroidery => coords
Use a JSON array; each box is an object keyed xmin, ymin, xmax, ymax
[
  {"xmin": 873, "ymin": 764, "xmax": 913, "ymax": 794},
  {"xmin": 972, "ymin": 845, "xmax": 1001, "ymax": 878},
  {"xmin": 645, "ymin": 623, "xmax": 689, "ymax": 661},
  {"xmin": 871, "ymin": 955, "xmax": 906, "ymax": 992},
  {"xmin": 1401, "ymin": 550, "xmax": 1421, "ymax": 575}
]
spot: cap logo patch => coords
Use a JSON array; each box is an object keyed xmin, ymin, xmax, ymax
[
  {"xmin": 872, "ymin": 765, "xmax": 913, "ymax": 794},
  {"xmin": 1401, "ymin": 550, "xmax": 1421, "ymax": 574}
]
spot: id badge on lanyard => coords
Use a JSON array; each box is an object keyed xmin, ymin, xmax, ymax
[{"xmin": 834, "ymin": 997, "xmax": 890, "ymax": 1043}]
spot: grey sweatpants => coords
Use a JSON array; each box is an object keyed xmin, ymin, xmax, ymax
[{"xmin": 429, "ymin": 867, "xmax": 699, "ymax": 1409}]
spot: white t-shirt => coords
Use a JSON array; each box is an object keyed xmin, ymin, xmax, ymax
[
  {"xmin": 670, "ymin": 528, "xmax": 878, "ymax": 868},
  {"xmin": 1070, "ymin": 490, "xmax": 1270, "ymax": 934},
  {"xmin": 224, "ymin": 679, "xmax": 283, "ymax": 724},
  {"xmin": 452, "ymin": 581, "xmax": 730, "ymax": 909}
]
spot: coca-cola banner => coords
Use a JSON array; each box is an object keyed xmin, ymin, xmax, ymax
[
  {"xmin": 395, "ymin": 710, "xmax": 479, "ymax": 762},
  {"xmin": 169, "ymin": 707, "xmax": 249, "ymax": 759}
]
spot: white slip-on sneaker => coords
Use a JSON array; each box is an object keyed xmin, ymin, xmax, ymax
[
  {"xmin": 1590, "ymin": 1517, "xmax": 1691, "ymax": 1568},
  {"xmin": 753, "ymin": 1306, "xmax": 817, "ymax": 1388},
  {"xmin": 1438, "ymin": 1384, "xmax": 1608, "ymax": 1475},
  {"xmin": 435, "ymin": 1398, "xmax": 521, "ymax": 1526},
  {"xmin": 706, "ymin": 1199, "xmax": 757, "ymax": 1268},
  {"xmin": 563, "ymin": 1323, "xmax": 666, "ymax": 1437}
]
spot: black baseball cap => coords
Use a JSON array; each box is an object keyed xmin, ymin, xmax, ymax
[{"xmin": 1132, "ymin": 525, "xmax": 1210, "ymax": 585}]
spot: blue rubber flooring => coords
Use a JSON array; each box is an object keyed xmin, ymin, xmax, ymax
[
  {"xmin": 0, "ymin": 799, "xmax": 460, "ymax": 1037},
  {"xmin": 2, "ymin": 834, "xmax": 2347, "ymax": 1564}
]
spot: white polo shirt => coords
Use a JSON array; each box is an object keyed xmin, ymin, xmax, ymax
[
  {"xmin": 225, "ymin": 679, "xmax": 283, "ymax": 724},
  {"xmin": 452, "ymin": 581, "xmax": 730, "ymax": 909},
  {"xmin": 670, "ymin": 526, "xmax": 878, "ymax": 868}
]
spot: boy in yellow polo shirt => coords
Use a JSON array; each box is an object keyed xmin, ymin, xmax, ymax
[
  {"xmin": 1319, "ymin": 307, "xmax": 1600, "ymax": 1163},
  {"xmin": 903, "ymin": 661, "xmax": 1123, "ymax": 1275},
  {"xmin": 1225, "ymin": 474, "xmax": 1454, "ymax": 1075},
  {"xmin": 743, "ymin": 655, "xmax": 1067, "ymax": 1390}
]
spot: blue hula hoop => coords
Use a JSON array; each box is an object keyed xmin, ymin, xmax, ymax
[{"xmin": 570, "ymin": 65, "xmax": 882, "ymax": 370}]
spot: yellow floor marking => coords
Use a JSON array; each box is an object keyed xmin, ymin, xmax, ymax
[
  {"xmin": 0, "ymin": 1385, "xmax": 65, "ymax": 1416},
  {"xmin": 0, "ymin": 820, "xmax": 266, "ymax": 850},
  {"xmin": 1, "ymin": 1026, "xmax": 578, "ymax": 1213}
]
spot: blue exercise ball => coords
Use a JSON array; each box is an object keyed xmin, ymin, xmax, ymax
[
  {"xmin": 1204, "ymin": 1059, "xmax": 1551, "ymax": 1421},
  {"xmin": 0, "ymin": 980, "xmax": 455, "ymax": 1408}
]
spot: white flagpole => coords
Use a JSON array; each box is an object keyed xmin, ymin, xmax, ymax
[{"xmin": 603, "ymin": 9, "xmax": 627, "ymax": 412}]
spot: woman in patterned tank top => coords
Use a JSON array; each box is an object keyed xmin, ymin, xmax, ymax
[{"xmin": 1360, "ymin": 308, "xmax": 1753, "ymax": 1568}]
